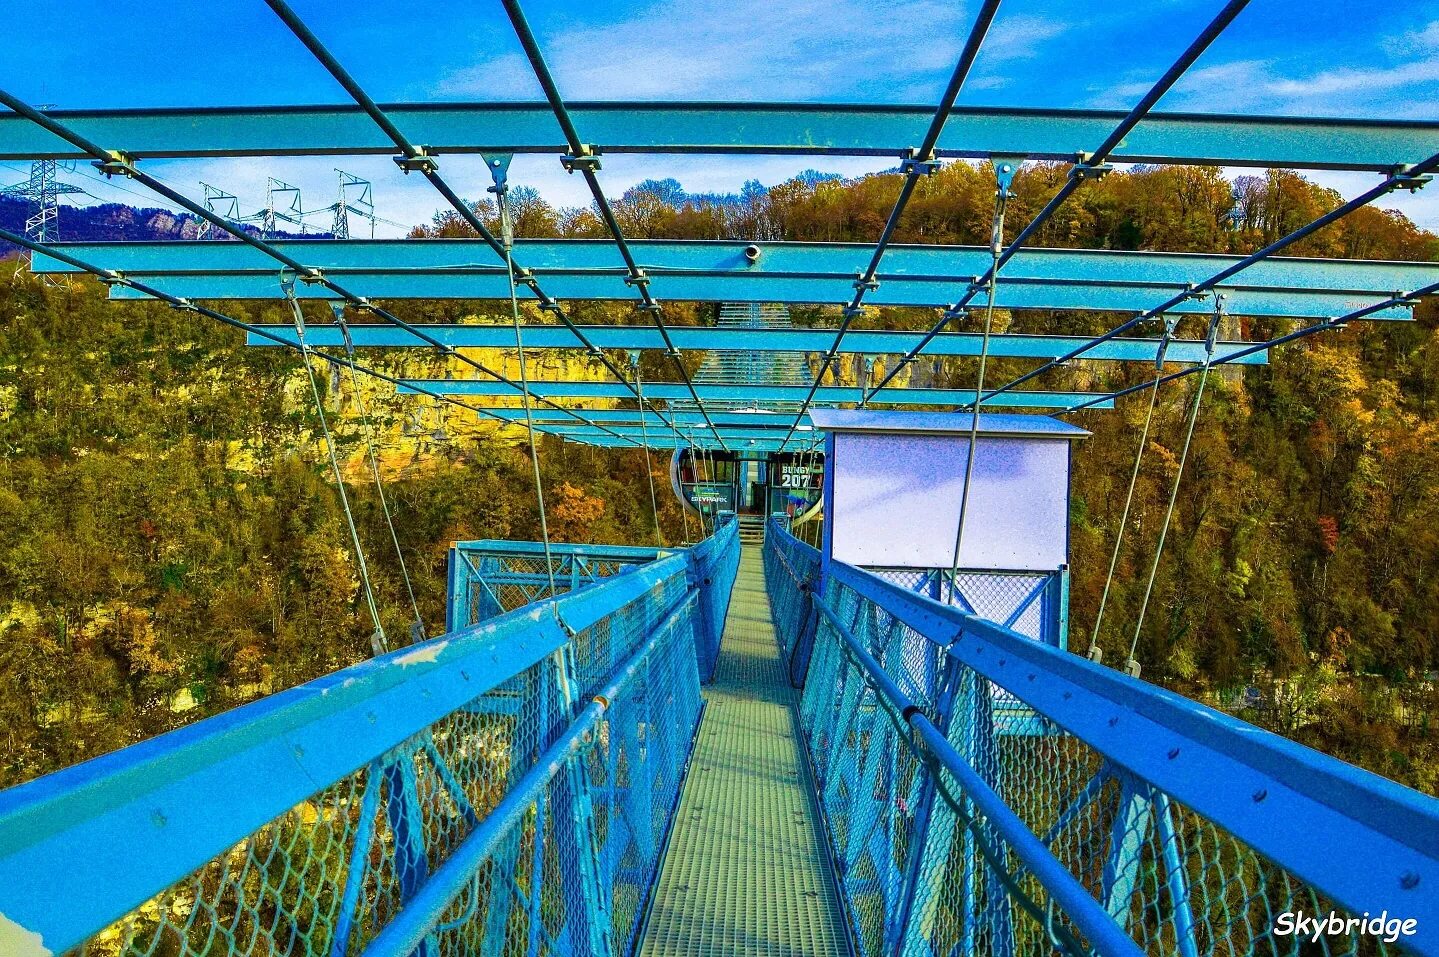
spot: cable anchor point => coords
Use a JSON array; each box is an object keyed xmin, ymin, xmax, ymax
[
  {"xmin": 394, "ymin": 149, "xmax": 439, "ymax": 175},
  {"xmin": 93, "ymin": 150, "xmax": 138, "ymax": 178},
  {"xmin": 560, "ymin": 146, "xmax": 602, "ymax": 174},
  {"xmin": 1070, "ymin": 153, "xmax": 1113, "ymax": 182},
  {"xmin": 900, "ymin": 148, "xmax": 941, "ymax": 177},
  {"xmin": 1389, "ymin": 165, "xmax": 1433, "ymax": 193}
]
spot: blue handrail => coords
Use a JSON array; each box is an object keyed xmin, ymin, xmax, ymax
[
  {"xmin": 766, "ymin": 517, "xmax": 1439, "ymax": 957},
  {"xmin": 0, "ymin": 523, "xmax": 741, "ymax": 956}
]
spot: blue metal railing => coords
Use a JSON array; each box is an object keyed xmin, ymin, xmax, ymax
[
  {"xmin": 765, "ymin": 518, "xmax": 1439, "ymax": 957},
  {"xmin": 445, "ymin": 539, "xmax": 668, "ymax": 630},
  {"xmin": 0, "ymin": 519, "xmax": 739, "ymax": 956}
]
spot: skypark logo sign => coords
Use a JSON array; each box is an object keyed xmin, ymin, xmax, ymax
[{"xmin": 1275, "ymin": 911, "xmax": 1418, "ymax": 945}]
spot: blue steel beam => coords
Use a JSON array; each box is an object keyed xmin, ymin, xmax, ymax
[
  {"xmin": 538, "ymin": 425, "xmax": 821, "ymax": 442},
  {"xmin": 0, "ymin": 88, "xmax": 642, "ymax": 449},
  {"xmin": 966, "ymin": 152, "xmax": 1439, "ymax": 408},
  {"xmin": 402, "ymin": 379, "xmax": 1114, "ymax": 408},
  {"xmin": 561, "ymin": 434, "xmax": 801, "ymax": 451},
  {"xmin": 256, "ymin": 0, "xmax": 688, "ymax": 448},
  {"xmin": 496, "ymin": 0, "xmax": 732, "ymax": 453},
  {"xmin": 245, "ymin": 324, "xmax": 1270, "ymax": 365},
  {"xmin": 2, "ymin": 103, "xmax": 1436, "ymax": 171},
  {"xmin": 36, "ymin": 241, "xmax": 1424, "ymax": 320},
  {"xmin": 478, "ymin": 407, "xmax": 1115, "ymax": 427}
]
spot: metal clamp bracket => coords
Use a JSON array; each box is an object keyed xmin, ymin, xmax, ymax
[
  {"xmin": 561, "ymin": 147, "xmax": 603, "ymax": 173},
  {"xmin": 1390, "ymin": 165, "xmax": 1433, "ymax": 193},
  {"xmin": 92, "ymin": 151, "xmax": 138, "ymax": 178},
  {"xmin": 1070, "ymin": 154, "xmax": 1114, "ymax": 181},
  {"xmin": 394, "ymin": 149, "xmax": 439, "ymax": 175},
  {"xmin": 900, "ymin": 148, "xmax": 941, "ymax": 176}
]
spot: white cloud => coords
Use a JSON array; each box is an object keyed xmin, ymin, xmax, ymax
[
  {"xmin": 437, "ymin": 0, "xmax": 1066, "ymax": 103},
  {"xmin": 1100, "ymin": 19, "xmax": 1439, "ymax": 118}
]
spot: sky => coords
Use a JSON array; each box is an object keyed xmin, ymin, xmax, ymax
[{"xmin": 2, "ymin": 0, "xmax": 1437, "ymax": 236}]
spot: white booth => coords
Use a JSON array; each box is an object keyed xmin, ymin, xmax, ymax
[{"xmin": 811, "ymin": 409, "xmax": 1088, "ymax": 648}]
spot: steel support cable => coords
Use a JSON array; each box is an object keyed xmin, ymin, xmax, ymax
[
  {"xmin": 862, "ymin": 0, "xmax": 1252, "ymax": 406},
  {"xmin": 1085, "ymin": 320, "xmax": 1178, "ymax": 662},
  {"xmin": 1054, "ymin": 280, "xmax": 1439, "ymax": 427},
  {"xmin": 283, "ymin": 278, "xmax": 389, "ymax": 656},
  {"xmin": 496, "ymin": 0, "xmax": 730, "ymax": 454},
  {"xmin": 946, "ymin": 172, "xmax": 1013, "ymax": 605},
  {"xmin": 259, "ymin": 0, "xmax": 683, "ymax": 441},
  {"xmin": 494, "ymin": 179, "xmax": 562, "ymax": 600},
  {"xmin": 332, "ymin": 308, "xmax": 426, "ymax": 644},
  {"xmin": 1121, "ymin": 303, "xmax": 1224, "ymax": 678},
  {"xmin": 668, "ymin": 414, "xmax": 692, "ymax": 544},
  {"xmin": 973, "ymin": 151, "xmax": 1439, "ymax": 410},
  {"xmin": 630, "ymin": 353, "xmax": 665, "ymax": 547},
  {"xmin": 776, "ymin": 0, "xmax": 1003, "ymax": 447},
  {"xmin": 0, "ymin": 88, "xmax": 640, "ymax": 449}
]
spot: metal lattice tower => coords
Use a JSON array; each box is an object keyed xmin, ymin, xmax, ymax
[
  {"xmin": 1, "ymin": 159, "xmax": 83, "ymax": 243},
  {"xmin": 331, "ymin": 169, "xmax": 374, "ymax": 240},
  {"xmin": 257, "ymin": 177, "xmax": 305, "ymax": 239},
  {"xmin": 195, "ymin": 182, "xmax": 240, "ymax": 241}
]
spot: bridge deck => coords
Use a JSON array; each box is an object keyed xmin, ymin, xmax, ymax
[{"xmin": 638, "ymin": 541, "xmax": 849, "ymax": 957}]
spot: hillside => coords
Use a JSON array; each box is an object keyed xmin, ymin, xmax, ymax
[
  {"xmin": 0, "ymin": 193, "xmax": 327, "ymax": 244},
  {"xmin": 1, "ymin": 161, "xmax": 1436, "ymax": 793}
]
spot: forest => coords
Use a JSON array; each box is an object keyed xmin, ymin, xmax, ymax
[{"xmin": 1, "ymin": 159, "xmax": 1436, "ymax": 793}]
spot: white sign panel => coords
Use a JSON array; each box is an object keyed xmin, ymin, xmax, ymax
[{"xmin": 830, "ymin": 432, "xmax": 1069, "ymax": 571}]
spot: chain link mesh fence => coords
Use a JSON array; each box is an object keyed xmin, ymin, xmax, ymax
[
  {"xmin": 766, "ymin": 520, "xmax": 1411, "ymax": 957},
  {"xmin": 18, "ymin": 526, "xmax": 741, "ymax": 957}
]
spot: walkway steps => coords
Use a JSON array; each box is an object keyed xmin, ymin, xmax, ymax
[{"xmin": 637, "ymin": 544, "xmax": 848, "ymax": 957}]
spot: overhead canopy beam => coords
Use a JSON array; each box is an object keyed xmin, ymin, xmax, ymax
[
  {"xmin": 37, "ymin": 240, "xmax": 1422, "ymax": 319},
  {"xmin": 555, "ymin": 434, "xmax": 801, "ymax": 451},
  {"xmin": 247, "ymin": 323, "xmax": 1269, "ymax": 365},
  {"xmin": 539, "ymin": 425, "xmax": 819, "ymax": 441},
  {"xmin": 481, "ymin": 409, "xmax": 829, "ymax": 426},
  {"xmin": 401, "ymin": 379, "xmax": 1115, "ymax": 409},
  {"xmin": 488, "ymin": 405, "xmax": 1116, "ymax": 424},
  {"xmin": 3, "ymin": 103, "xmax": 1436, "ymax": 170}
]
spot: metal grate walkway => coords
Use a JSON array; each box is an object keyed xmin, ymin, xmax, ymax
[{"xmin": 638, "ymin": 543, "xmax": 849, "ymax": 957}]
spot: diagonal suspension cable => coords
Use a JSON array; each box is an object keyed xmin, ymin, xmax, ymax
[
  {"xmin": 971, "ymin": 151, "xmax": 1439, "ymax": 410},
  {"xmin": 946, "ymin": 168, "xmax": 1015, "ymax": 604},
  {"xmin": 630, "ymin": 353, "xmax": 664, "ymax": 547},
  {"xmin": 0, "ymin": 87, "xmax": 642, "ymax": 449},
  {"xmin": 776, "ymin": 0, "xmax": 1003, "ymax": 448},
  {"xmin": 497, "ymin": 0, "xmax": 730, "ymax": 454},
  {"xmin": 488, "ymin": 177, "xmax": 565, "ymax": 603},
  {"xmin": 1086, "ymin": 316, "xmax": 1179, "ymax": 662},
  {"xmin": 669, "ymin": 414, "xmax": 692, "ymax": 544},
  {"xmin": 283, "ymin": 278, "xmax": 388, "ymax": 656},
  {"xmin": 1120, "ymin": 303, "xmax": 1225, "ymax": 678},
  {"xmin": 331, "ymin": 304, "xmax": 427, "ymax": 644},
  {"xmin": 258, "ymin": 0, "xmax": 686, "ymax": 443},
  {"xmin": 863, "ymin": 0, "xmax": 1252, "ymax": 406},
  {"xmin": 1058, "ymin": 280, "xmax": 1439, "ymax": 417}
]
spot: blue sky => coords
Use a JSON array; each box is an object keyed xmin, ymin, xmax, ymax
[{"xmin": 2, "ymin": 0, "xmax": 1437, "ymax": 234}]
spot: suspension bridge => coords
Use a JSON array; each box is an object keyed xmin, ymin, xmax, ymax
[{"xmin": 1, "ymin": 0, "xmax": 1439, "ymax": 954}]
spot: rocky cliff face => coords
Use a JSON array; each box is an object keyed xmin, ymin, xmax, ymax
[{"xmin": 0, "ymin": 196, "xmax": 326, "ymax": 246}]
